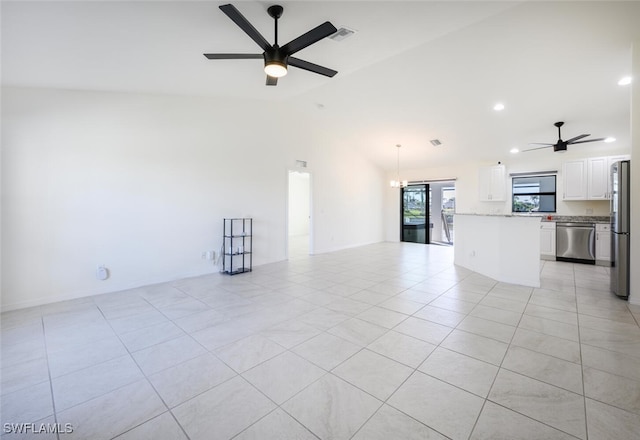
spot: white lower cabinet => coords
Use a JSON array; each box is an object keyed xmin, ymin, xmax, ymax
[
  {"xmin": 540, "ymin": 222, "xmax": 556, "ymax": 260},
  {"xmin": 596, "ymin": 223, "xmax": 611, "ymax": 264}
]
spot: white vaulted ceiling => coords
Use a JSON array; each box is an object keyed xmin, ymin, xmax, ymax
[{"xmin": 2, "ymin": 1, "xmax": 639, "ymax": 169}]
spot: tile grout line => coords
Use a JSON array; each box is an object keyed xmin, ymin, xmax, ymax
[
  {"xmin": 40, "ymin": 314, "xmax": 61, "ymax": 440},
  {"xmin": 465, "ymin": 282, "xmax": 528, "ymax": 440},
  {"xmin": 575, "ymin": 263, "xmax": 591, "ymax": 440},
  {"xmin": 94, "ymin": 304, "xmax": 193, "ymax": 440},
  {"xmin": 476, "ymin": 277, "xmax": 587, "ymax": 440},
  {"xmin": 369, "ymin": 272, "xmax": 492, "ymax": 439},
  {"xmin": 359, "ymin": 273, "xmax": 486, "ymax": 439}
]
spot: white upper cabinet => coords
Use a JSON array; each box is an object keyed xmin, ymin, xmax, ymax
[
  {"xmin": 563, "ymin": 154, "xmax": 630, "ymax": 201},
  {"xmin": 587, "ymin": 157, "xmax": 609, "ymax": 200},
  {"xmin": 479, "ymin": 165, "xmax": 506, "ymax": 201},
  {"xmin": 562, "ymin": 160, "xmax": 587, "ymax": 200}
]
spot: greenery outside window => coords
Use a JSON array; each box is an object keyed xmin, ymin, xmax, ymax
[{"xmin": 512, "ymin": 175, "xmax": 556, "ymax": 213}]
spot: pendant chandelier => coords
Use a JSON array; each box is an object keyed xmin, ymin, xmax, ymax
[{"xmin": 390, "ymin": 144, "xmax": 408, "ymax": 188}]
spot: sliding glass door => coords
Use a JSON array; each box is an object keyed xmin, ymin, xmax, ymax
[
  {"xmin": 432, "ymin": 182, "xmax": 455, "ymax": 245},
  {"xmin": 401, "ymin": 184, "xmax": 429, "ymax": 244}
]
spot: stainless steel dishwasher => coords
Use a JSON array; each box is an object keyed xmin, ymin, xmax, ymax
[{"xmin": 556, "ymin": 222, "xmax": 596, "ymax": 264}]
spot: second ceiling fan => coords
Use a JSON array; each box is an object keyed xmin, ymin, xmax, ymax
[
  {"xmin": 524, "ymin": 121, "xmax": 605, "ymax": 153},
  {"xmin": 204, "ymin": 3, "xmax": 338, "ymax": 86}
]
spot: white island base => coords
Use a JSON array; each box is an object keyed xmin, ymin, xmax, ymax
[{"xmin": 454, "ymin": 214, "xmax": 541, "ymax": 288}]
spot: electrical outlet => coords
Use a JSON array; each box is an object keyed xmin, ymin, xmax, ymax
[
  {"xmin": 202, "ymin": 251, "xmax": 215, "ymax": 260},
  {"xmin": 586, "ymin": 208, "xmax": 594, "ymax": 215}
]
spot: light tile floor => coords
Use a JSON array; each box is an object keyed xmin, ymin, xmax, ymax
[{"xmin": 2, "ymin": 242, "xmax": 640, "ymax": 439}]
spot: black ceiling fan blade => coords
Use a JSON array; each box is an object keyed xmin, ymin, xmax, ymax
[
  {"xmin": 281, "ymin": 21, "xmax": 337, "ymax": 55},
  {"xmin": 570, "ymin": 138, "xmax": 606, "ymax": 145},
  {"xmin": 565, "ymin": 134, "xmax": 589, "ymax": 144},
  {"xmin": 289, "ymin": 57, "xmax": 337, "ymax": 77},
  {"xmin": 204, "ymin": 54, "xmax": 263, "ymax": 59},
  {"xmin": 219, "ymin": 4, "xmax": 271, "ymax": 51},
  {"xmin": 266, "ymin": 75, "xmax": 278, "ymax": 86},
  {"xmin": 523, "ymin": 145, "xmax": 554, "ymax": 152},
  {"xmin": 528, "ymin": 142, "xmax": 555, "ymax": 146}
]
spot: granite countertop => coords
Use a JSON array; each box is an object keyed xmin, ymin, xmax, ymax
[
  {"xmin": 455, "ymin": 213, "xmax": 543, "ymax": 218},
  {"xmin": 455, "ymin": 213, "xmax": 610, "ymax": 223},
  {"xmin": 540, "ymin": 215, "xmax": 610, "ymax": 223}
]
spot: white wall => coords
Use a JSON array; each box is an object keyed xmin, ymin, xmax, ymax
[
  {"xmin": 288, "ymin": 171, "xmax": 310, "ymax": 236},
  {"xmin": 1, "ymin": 87, "xmax": 386, "ymax": 310},
  {"xmin": 309, "ymin": 135, "xmax": 386, "ymax": 254}
]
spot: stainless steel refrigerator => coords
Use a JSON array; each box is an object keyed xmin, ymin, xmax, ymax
[{"xmin": 611, "ymin": 160, "xmax": 630, "ymax": 298}]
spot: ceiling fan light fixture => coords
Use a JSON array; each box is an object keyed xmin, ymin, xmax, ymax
[
  {"xmin": 554, "ymin": 145, "xmax": 567, "ymax": 153},
  {"xmin": 510, "ymin": 148, "xmax": 519, "ymax": 154},
  {"xmin": 264, "ymin": 61, "xmax": 288, "ymax": 78},
  {"xmin": 605, "ymin": 137, "xmax": 616, "ymax": 143},
  {"xmin": 205, "ymin": 4, "xmax": 337, "ymax": 86}
]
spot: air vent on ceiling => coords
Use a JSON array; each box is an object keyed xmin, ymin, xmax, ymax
[
  {"xmin": 430, "ymin": 139, "xmax": 442, "ymax": 146},
  {"xmin": 329, "ymin": 27, "xmax": 357, "ymax": 42}
]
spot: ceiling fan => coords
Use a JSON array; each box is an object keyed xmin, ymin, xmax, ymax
[
  {"xmin": 524, "ymin": 121, "xmax": 605, "ymax": 153},
  {"xmin": 204, "ymin": 4, "xmax": 338, "ymax": 86}
]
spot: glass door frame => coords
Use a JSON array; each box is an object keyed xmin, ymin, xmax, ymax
[{"xmin": 400, "ymin": 184, "xmax": 430, "ymax": 244}]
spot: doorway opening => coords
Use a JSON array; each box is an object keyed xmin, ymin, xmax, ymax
[
  {"xmin": 401, "ymin": 180, "xmax": 455, "ymax": 245},
  {"xmin": 288, "ymin": 170, "xmax": 311, "ymax": 259},
  {"xmin": 431, "ymin": 181, "xmax": 456, "ymax": 246}
]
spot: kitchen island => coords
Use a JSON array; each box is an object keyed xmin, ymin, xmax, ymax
[{"xmin": 454, "ymin": 213, "xmax": 541, "ymax": 288}]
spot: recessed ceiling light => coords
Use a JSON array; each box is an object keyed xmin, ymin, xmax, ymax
[
  {"xmin": 510, "ymin": 148, "xmax": 519, "ymax": 154},
  {"xmin": 604, "ymin": 137, "xmax": 616, "ymax": 143},
  {"xmin": 618, "ymin": 76, "xmax": 632, "ymax": 86},
  {"xmin": 493, "ymin": 103, "xmax": 505, "ymax": 111}
]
